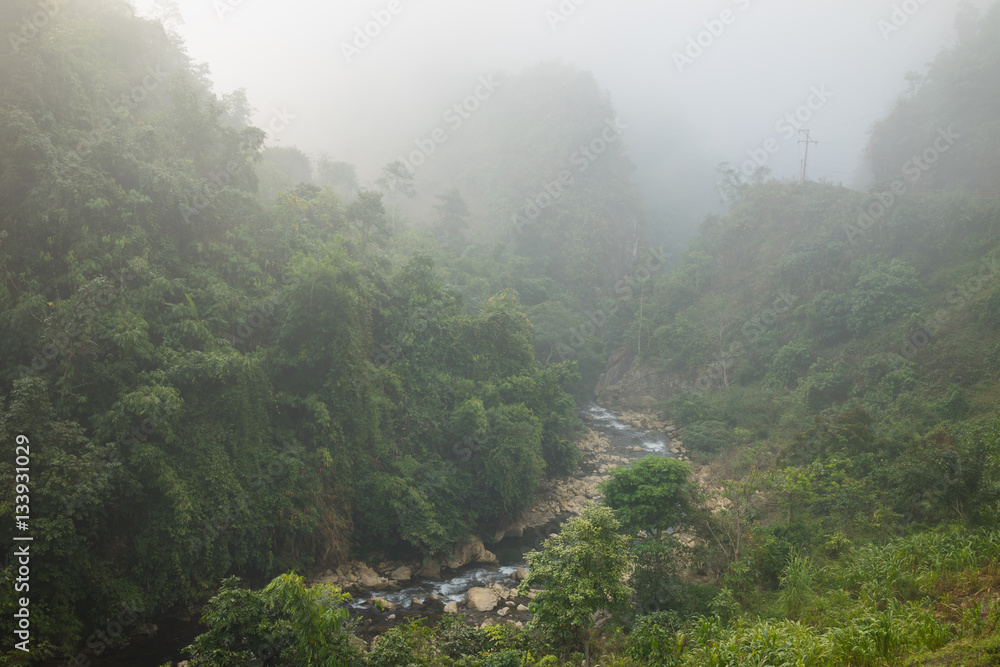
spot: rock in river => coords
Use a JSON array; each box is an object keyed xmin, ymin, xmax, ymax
[{"xmin": 466, "ymin": 587, "xmax": 499, "ymax": 612}]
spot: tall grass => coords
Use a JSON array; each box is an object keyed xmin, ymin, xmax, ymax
[{"xmin": 672, "ymin": 527, "xmax": 1000, "ymax": 666}]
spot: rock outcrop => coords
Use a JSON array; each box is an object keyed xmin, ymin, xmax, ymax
[
  {"xmin": 466, "ymin": 587, "xmax": 499, "ymax": 612},
  {"xmin": 597, "ymin": 352, "xmax": 690, "ymax": 410},
  {"xmin": 444, "ymin": 538, "xmax": 497, "ymax": 569}
]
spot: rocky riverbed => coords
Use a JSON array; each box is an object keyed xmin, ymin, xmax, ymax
[{"xmin": 318, "ymin": 403, "xmax": 686, "ymax": 638}]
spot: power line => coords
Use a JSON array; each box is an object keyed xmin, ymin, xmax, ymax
[{"xmin": 799, "ymin": 129, "xmax": 819, "ymax": 183}]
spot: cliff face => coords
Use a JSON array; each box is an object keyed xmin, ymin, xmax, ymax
[{"xmin": 595, "ymin": 346, "xmax": 686, "ymax": 410}]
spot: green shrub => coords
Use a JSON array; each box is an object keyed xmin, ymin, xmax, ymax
[
  {"xmin": 366, "ymin": 621, "xmax": 433, "ymax": 666},
  {"xmin": 660, "ymin": 392, "xmax": 710, "ymax": 426},
  {"xmin": 438, "ymin": 614, "xmax": 491, "ymax": 659},
  {"xmin": 803, "ymin": 359, "xmax": 853, "ymax": 411},
  {"xmin": 982, "ymin": 285, "xmax": 1000, "ymax": 329},
  {"xmin": 807, "ymin": 291, "xmax": 852, "ymax": 344},
  {"xmin": 624, "ymin": 612, "xmax": 681, "ymax": 666},
  {"xmin": 682, "ymin": 421, "xmax": 735, "ymax": 456},
  {"xmin": 480, "ymin": 649, "xmax": 528, "ymax": 667},
  {"xmin": 764, "ymin": 341, "xmax": 810, "ymax": 389},
  {"xmin": 847, "ymin": 258, "xmax": 923, "ymax": 336}
]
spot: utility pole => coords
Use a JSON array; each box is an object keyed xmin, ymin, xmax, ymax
[{"xmin": 799, "ymin": 130, "xmax": 818, "ymax": 183}]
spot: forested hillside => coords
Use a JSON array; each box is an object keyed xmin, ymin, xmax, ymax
[
  {"xmin": 3, "ymin": 0, "xmax": 1000, "ymax": 665},
  {"xmin": 0, "ymin": 1, "xmax": 646, "ymax": 659},
  {"xmin": 583, "ymin": 4, "xmax": 1000, "ymax": 664}
]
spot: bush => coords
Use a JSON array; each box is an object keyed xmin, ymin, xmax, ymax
[
  {"xmin": 366, "ymin": 621, "xmax": 433, "ymax": 666},
  {"xmin": 847, "ymin": 258, "xmax": 923, "ymax": 336},
  {"xmin": 807, "ymin": 290, "xmax": 852, "ymax": 344},
  {"xmin": 660, "ymin": 392, "xmax": 710, "ymax": 426},
  {"xmin": 438, "ymin": 615, "xmax": 491, "ymax": 659},
  {"xmin": 682, "ymin": 421, "xmax": 735, "ymax": 456},
  {"xmin": 803, "ymin": 359, "xmax": 853, "ymax": 411},
  {"xmin": 982, "ymin": 285, "xmax": 1000, "ymax": 329},
  {"xmin": 625, "ymin": 612, "xmax": 682, "ymax": 666},
  {"xmin": 764, "ymin": 341, "xmax": 810, "ymax": 389}
]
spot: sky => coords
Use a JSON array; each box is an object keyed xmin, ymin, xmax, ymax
[{"xmin": 129, "ymin": 0, "xmax": 991, "ymax": 238}]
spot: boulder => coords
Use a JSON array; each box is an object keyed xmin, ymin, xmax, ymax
[
  {"xmin": 496, "ymin": 606, "xmax": 510, "ymax": 617},
  {"xmin": 411, "ymin": 597, "xmax": 423, "ymax": 608},
  {"xmin": 314, "ymin": 571, "xmax": 337, "ymax": 585},
  {"xmin": 358, "ymin": 566, "xmax": 382, "ymax": 588},
  {"xmin": 444, "ymin": 602, "xmax": 459, "ymax": 614},
  {"xmin": 390, "ymin": 566, "xmax": 412, "ymax": 581},
  {"xmin": 417, "ymin": 558, "xmax": 441, "ymax": 579},
  {"xmin": 504, "ymin": 524, "xmax": 524, "ymax": 538},
  {"xmin": 444, "ymin": 538, "xmax": 498, "ymax": 569},
  {"xmin": 517, "ymin": 604, "xmax": 529, "ymax": 612},
  {"xmin": 466, "ymin": 587, "xmax": 499, "ymax": 612},
  {"xmin": 423, "ymin": 595, "xmax": 445, "ymax": 613},
  {"xmin": 371, "ymin": 597, "xmax": 397, "ymax": 611},
  {"xmin": 514, "ymin": 567, "xmax": 529, "ymax": 581}
]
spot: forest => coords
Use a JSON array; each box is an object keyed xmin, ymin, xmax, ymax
[{"xmin": 2, "ymin": 0, "xmax": 1000, "ymax": 665}]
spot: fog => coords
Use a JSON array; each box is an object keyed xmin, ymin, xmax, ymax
[{"xmin": 129, "ymin": 0, "xmax": 988, "ymax": 241}]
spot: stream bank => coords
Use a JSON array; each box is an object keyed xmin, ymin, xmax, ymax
[{"xmin": 69, "ymin": 404, "xmax": 682, "ymax": 665}]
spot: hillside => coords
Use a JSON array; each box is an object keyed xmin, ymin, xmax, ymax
[{"xmin": 2, "ymin": 0, "xmax": 1000, "ymax": 665}]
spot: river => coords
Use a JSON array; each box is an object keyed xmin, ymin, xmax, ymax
[
  {"xmin": 65, "ymin": 403, "xmax": 674, "ymax": 666},
  {"xmin": 354, "ymin": 403, "xmax": 675, "ymax": 610}
]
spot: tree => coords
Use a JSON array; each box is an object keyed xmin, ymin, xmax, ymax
[
  {"xmin": 700, "ymin": 465, "xmax": 768, "ymax": 571},
  {"xmin": 518, "ymin": 504, "xmax": 633, "ymax": 667},
  {"xmin": 433, "ymin": 187, "xmax": 470, "ymax": 241},
  {"xmin": 695, "ymin": 294, "xmax": 740, "ymax": 390},
  {"xmin": 316, "ymin": 155, "xmax": 358, "ymax": 202},
  {"xmin": 599, "ymin": 456, "xmax": 698, "ymax": 535},
  {"xmin": 345, "ymin": 188, "xmax": 388, "ymax": 253},
  {"xmin": 376, "ymin": 160, "xmax": 415, "ymax": 229},
  {"xmin": 185, "ymin": 574, "xmax": 362, "ymax": 666},
  {"xmin": 150, "ymin": 0, "xmax": 185, "ymax": 37}
]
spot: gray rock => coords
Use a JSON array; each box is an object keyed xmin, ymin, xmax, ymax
[
  {"xmin": 358, "ymin": 566, "xmax": 381, "ymax": 588},
  {"xmin": 390, "ymin": 566, "xmax": 412, "ymax": 581},
  {"xmin": 417, "ymin": 558, "xmax": 441, "ymax": 579},
  {"xmin": 466, "ymin": 587, "xmax": 499, "ymax": 612},
  {"xmin": 444, "ymin": 538, "xmax": 498, "ymax": 569}
]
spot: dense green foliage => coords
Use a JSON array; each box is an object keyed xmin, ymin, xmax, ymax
[
  {"xmin": 185, "ymin": 574, "xmax": 362, "ymax": 667},
  {"xmin": 0, "ymin": 2, "xmax": 662, "ymax": 660},
  {"xmin": 3, "ymin": 1, "xmax": 1000, "ymax": 665},
  {"xmin": 599, "ymin": 457, "xmax": 698, "ymax": 536},
  {"xmin": 518, "ymin": 505, "xmax": 634, "ymax": 666}
]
